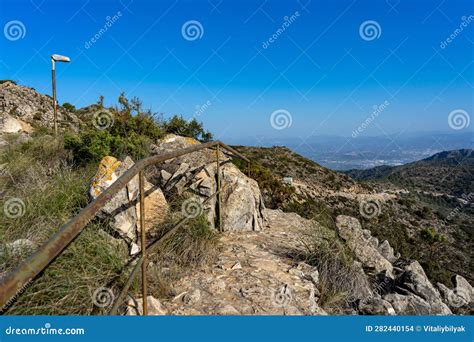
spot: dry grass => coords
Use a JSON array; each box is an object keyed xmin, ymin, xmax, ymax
[
  {"xmin": 303, "ymin": 224, "xmax": 366, "ymax": 311},
  {"xmin": 145, "ymin": 194, "xmax": 219, "ymax": 298},
  {"xmin": 0, "ymin": 133, "xmax": 128, "ymax": 314}
]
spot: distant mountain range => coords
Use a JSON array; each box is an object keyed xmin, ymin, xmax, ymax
[
  {"xmin": 345, "ymin": 149, "xmax": 473, "ymax": 198},
  {"xmin": 229, "ymin": 132, "xmax": 474, "ymax": 171}
]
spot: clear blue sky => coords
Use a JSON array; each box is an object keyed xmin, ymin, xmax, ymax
[{"xmin": 1, "ymin": 0, "xmax": 473, "ymax": 142}]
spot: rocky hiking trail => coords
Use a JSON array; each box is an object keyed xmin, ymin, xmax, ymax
[{"xmin": 160, "ymin": 209, "xmax": 326, "ymax": 315}]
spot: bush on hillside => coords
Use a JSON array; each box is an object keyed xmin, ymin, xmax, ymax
[
  {"xmin": 62, "ymin": 102, "xmax": 76, "ymax": 112},
  {"xmin": 64, "ymin": 94, "xmax": 213, "ymax": 164},
  {"xmin": 163, "ymin": 115, "xmax": 213, "ymax": 142},
  {"xmin": 64, "ymin": 110, "xmax": 162, "ymax": 163}
]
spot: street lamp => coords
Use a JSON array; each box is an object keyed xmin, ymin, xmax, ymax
[{"xmin": 51, "ymin": 54, "xmax": 70, "ymax": 135}]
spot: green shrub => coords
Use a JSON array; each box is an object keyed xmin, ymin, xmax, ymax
[
  {"xmin": 62, "ymin": 102, "xmax": 76, "ymax": 112},
  {"xmin": 64, "ymin": 95, "xmax": 214, "ymax": 164},
  {"xmin": 64, "ymin": 109, "xmax": 164, "ymax": 163},
  {"xmin": 163, "ymin": 115, "xmax": 213, "ymax": 142},
  {"xmin": 420, "ymin": 227, "xmax": 447, "ymax": 243},
  {"xmin": 5, "ymin": 223, "xmax": 127, "ymax": 315}
]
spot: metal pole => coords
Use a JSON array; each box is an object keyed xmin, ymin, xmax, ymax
[
  {"xmin": 138, "ymin": 171, "xmax": 148, "ymax": 315},
  {"xmin": 216, "ymin": 145, "xmax": 222, "ymax": 232},
  {"xmin": 109, "ymin": 256, "xmax": 144, "ymax": 315},
  {"xmin": 51, "ymin": 59, "xmax": 57, "ymax": 136}
]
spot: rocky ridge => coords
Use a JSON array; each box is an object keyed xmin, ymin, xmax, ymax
[{"xmin": 0, "ymin": 81, "xmax": 79, "ymax": 137}]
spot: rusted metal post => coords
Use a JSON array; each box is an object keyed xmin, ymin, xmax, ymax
[
  {"xmin": 138, "ymin": 171, "xmax": 147, "ymax": 315},
  {"xmin": 51, "ymin": 59, "xmax": 57, "ymax": 136},
  {"xmin": 109, "ymin": 256, "xmax": 144, "ymax": 315},
  {"xmin": 216, "ymin": 145, "xmax": 222, "ymax": 232}
]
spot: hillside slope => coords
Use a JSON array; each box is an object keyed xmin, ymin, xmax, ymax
[
  {"xmin": 346, "ymin": 149, "xmax": 474, "ymax": 197},
  {"xmin": 234, "ymin": 146, "xmax": 473, "ymax": 289}
]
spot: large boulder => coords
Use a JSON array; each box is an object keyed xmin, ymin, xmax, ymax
[
  {"xmin": 336, "ymin": 215, "xmax": 393, "ymax": 277},
  {"xmin": 437, "ymin": 275, "xmax": 473, "ymax": 309},
  {"xmin": 358, "ymin": 297, "xmax": 396, "ymax": 315},
  {"xmin": 397, "ymin": 260, "xmax": 441, "ymax": 302},
  {"xmin": 0, "ymin": 114, "xmax": 32, "ymax": 134},
  {"xmin": 126, "ymin": 296, "xmax": 167, "ymax": 315},
  {"xmin": 393, "ymin": 260, "xmax": 451, "ymax": 315},
  {"xmin": 90, "ymin": 156, "xmax": 168, "ymax": 243},
  {"xmin": 384, "ymin": 293, "xmax": 433, "ymax": 315},
  {"xmin": 152, "ymin": 134, "xmax": 265, "ymax": 231}
]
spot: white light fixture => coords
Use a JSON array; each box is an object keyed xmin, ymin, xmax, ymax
[{"xmin": 51, "ymin": 54, "xmax": 71, "ymax": 63}]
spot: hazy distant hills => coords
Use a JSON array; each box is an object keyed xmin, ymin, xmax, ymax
[
  {"xmin": 230, "ymin": 132, "xmax": 474, "ymax": 170},
  {"xmin": 345, "ymin": 149, "xmax": 474, "ymax": 197}
]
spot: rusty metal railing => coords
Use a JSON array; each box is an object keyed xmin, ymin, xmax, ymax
[{"xmin": 0, "ymin": 141, "xmax": 250, "ymax": 314}]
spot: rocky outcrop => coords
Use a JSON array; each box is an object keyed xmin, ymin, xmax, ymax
[
  {"xmin": 384, "ymin": 293, "xmax": 433, "ymax": 315},
  {"xmin": 437, "ymin": 275, "xmax": 473, "ymax": 309},
  {"xmin": 0, "ymin": 81, "xmax": 79, "ymax": 133},
  {"xmin": 335, "ymin": 215, "xmax": 456, "ymax": 315},
  {"xmin": 377, "ymin": 240, "xmax": 400, "ymax": 263},
  {"xmin": 336, "ymin": 215, "xmax": 394, "ymax": 277},
  {"xmin": 126, "ymin": 296, "xmax": 167, "ymax": 315},
  {"xmin": 152, "ymin": 134, "xmax": 265, "ymax": 232},
  {"xmin": 393, "ymin": 260, "xmax": 451, "ymax": 315},
  {"xmin": 0, "ymin": 114, "xmax": 33, "ymax": 134},
  {"xmin": 358, "ymin": 297, "xmax": 395, "ymax": 315},
  {"xmin": 89, "ymin": 156, "xmax": 168, "ymax": 244}
]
